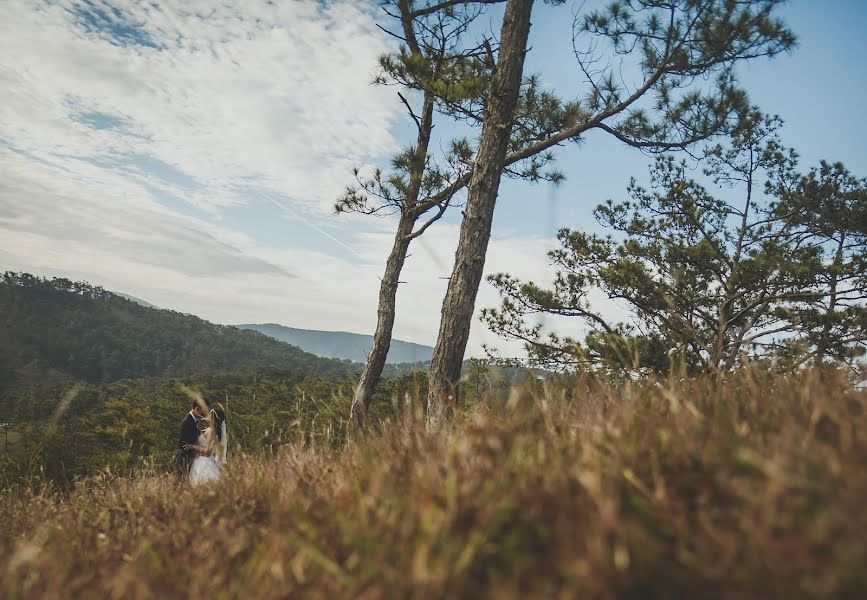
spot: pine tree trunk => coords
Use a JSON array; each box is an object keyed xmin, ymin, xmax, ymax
[
  {"xmin": 426, "ymin": 0, "xmax": 534, "ymax": 427},
  {"xmin": 349, "ymin": 37, "xmax": 435, "ymax": 427},
  {"xmin": 816, "ymin": 234, "xmax": 845, "ymax": 366},
  {"xmin": 350, "ymin": 215, "xmax": 415, "ymax": 427}
]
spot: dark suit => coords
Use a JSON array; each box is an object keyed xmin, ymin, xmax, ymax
[{"xmin": 175, "ymin": 412, "xmax": 200, "ymax": 481}]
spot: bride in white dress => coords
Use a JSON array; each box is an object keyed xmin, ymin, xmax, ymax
[{"xmin": 189, "ymin": 407, "xmax": 227, "ymax": 486}]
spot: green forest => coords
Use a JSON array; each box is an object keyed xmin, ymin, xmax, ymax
[
  {"xmin": 0, "ymin": 274, "xmax": 445, "ymax": 485},
  {"xmin": 0, "ymin": 271, "xmax": 357, "ymax": 391}
]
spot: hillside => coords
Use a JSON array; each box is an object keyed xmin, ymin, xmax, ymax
[
  {"xmin": 0, "ymin": 273, "xmax": 357, "ymax": 408},
  {"xmin": 237, "ymin": 323, "xmax": 434, "ymax": 364},
  {"xmin": 0, "ymin": 366, "xmax": 420, "ymax": 482}
]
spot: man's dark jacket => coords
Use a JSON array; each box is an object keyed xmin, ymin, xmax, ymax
[{"xmin": 175, "ymin": 412, "xmax": 199, "ymax": 479}]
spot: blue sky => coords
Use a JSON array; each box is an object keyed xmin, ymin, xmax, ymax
[
  {"xmin": 493, "ymin": 0, "xmax": 867, "ymax": 238},
  {"xmin": 1, "ymin": 0, "xmax": 865, "ymax": 356}
]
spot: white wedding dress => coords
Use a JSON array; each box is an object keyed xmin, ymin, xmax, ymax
[{"xmin": 189, "ymin": 424, "xmax": 227, "ymax": 486}]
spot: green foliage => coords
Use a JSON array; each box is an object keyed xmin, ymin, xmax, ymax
[
  {"xmin": 574, "ymin": 0, "xmax": 794, "ymax": 148},
  {"xmin": 772, "ymin": 161, "xmax": 867, "ymax": 364},
  {"xmin": 0, "ymin": 271, "xmax": 538, "ymax": 483},
  {"xmin": 336, "ymin": 2, "xmax": 485, "ymax": 218},
  {"xmin": 336, "ymin": 1, "xmax": 569, "ymax": 220},
  {"xmin": 3, "ymin": 369, "xmax": 866, "ymax": 597},
  {"xmin": 483, "ymin": 117, "xmax": 867, "ymax": 374},
  {"xmin": 0, "ymin": 368, "xmax": 436, "ymax": 487}
]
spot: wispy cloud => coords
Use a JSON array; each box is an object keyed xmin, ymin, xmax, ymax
[
  {"xmin": 1, "ymin": 0, "xmax": 398, "ymax": 213},
  {"xmin": 0, "ymin": 0, "xmax": 590, "ymax": 356}
]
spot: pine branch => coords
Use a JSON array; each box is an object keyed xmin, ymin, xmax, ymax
[{"xmin": 410, "ymin": 0, "xmax": 504, "ymax": 20}]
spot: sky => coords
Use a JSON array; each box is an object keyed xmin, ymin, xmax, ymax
[{"xmin": 1, "ymin": 0, "xmax": 866, "ymax": 357}]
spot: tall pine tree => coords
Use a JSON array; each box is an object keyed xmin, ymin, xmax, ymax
[{"xmin": 427, "ymin": 0, "xmax": 795, "ymax": 417}]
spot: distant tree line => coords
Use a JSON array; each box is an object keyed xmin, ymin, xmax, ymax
[{"xmin": 0, "ymin": 368, "xmax": 432, "ymax": 487}]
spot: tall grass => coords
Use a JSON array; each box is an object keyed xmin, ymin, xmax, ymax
[{"xmin": 2, "ymin": 368, "xmax": 866, "ymax": 599}]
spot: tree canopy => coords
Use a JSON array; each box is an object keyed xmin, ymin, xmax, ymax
[{"xmin": 482, "ymin": 117, "xmax": 867, "ymax": 375}]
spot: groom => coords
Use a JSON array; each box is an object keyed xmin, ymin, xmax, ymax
[{"xmin": 175, "ymin": 398, "xmax": 208, "ymax": 482}]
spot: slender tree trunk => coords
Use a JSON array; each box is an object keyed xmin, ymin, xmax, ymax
[
  {"xmin": 426, "ymin": 0, "xmax": 534, "ymax": 427},
  {"xmin": 350, "ymin": 215, "xmax": 416, "ymax": 427},
  {"xmin": 714, "ymin": 160, "xmax": 753, "ymax": 371},
  {"xmin": 348, "ymin": 0, "xmax": 437, "ymax": 426},
  {"xmin": 816, "ymin": 233, "xmax": 845, "ymax": 365},
  {"xmin": 350, "ymin": 70, "xmax": 434, "ymax": 427}
]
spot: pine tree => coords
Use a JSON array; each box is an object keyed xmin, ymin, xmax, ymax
[
  {"xmin": 481, "ymin": 117, "xmax": 867, "ymax": 375},
  {"xmin": 426, "ymin": 0, "xmax": 536, "ymax": 426},
  {"xmin": 427, "ymin": 0, "xmax": 795, "ymax": 415},
  {"xmin": 774, "ymin": 162, "xmax": 867, "ymax": 366},
  {"xmin": 340, "ymin": 0, "xmax": 565, "ymax": 426}
]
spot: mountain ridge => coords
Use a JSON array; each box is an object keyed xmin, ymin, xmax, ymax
[
  {"xmin": 83, "ymin": 292, "xmax": 432, "ymax": 366},
  {"xmin": 0, "ymin": 272, "xmax": 359, "ymax": 410},
  {"xmin": 114, "ymin": 292, "xmax": 159, "ymax": 309},
  {"xmin": 236, "ymin": 323, "xmax": 434, "ymax": 365}
]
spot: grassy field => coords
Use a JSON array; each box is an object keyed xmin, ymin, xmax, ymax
[{"xmin": 2, "ymin": 368, "xmax": 866, "ymax": 599}]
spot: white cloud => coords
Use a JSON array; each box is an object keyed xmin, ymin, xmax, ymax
[
  {"xmin": 348, "ymin": 222, "xmax": 587, "ymax": 356},
  {"xmin": 0, "ymin": 0, "xmax": 408, "ymax": 342},
  {"xmin": 0, "ymin": 0, "xmax": 627, "ymax": 362},
  {"xmin": 1, "ymin": 145, "xmax": 630, "ymax": 359},
  {"xmin": 0, "ymin": 0, "xmax": 397, "ymax": 213},
  {"xmin": 0, "ymin": 150, "xmax": 290, "ymax": 277},
  {"xmin": 0, "ymin": 144, "xmax": 562, "ymax": 356}
]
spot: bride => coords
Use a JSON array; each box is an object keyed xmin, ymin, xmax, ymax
[{"xmin": 187, "ymin": 406, "xmax": 228, "ymax": 486}]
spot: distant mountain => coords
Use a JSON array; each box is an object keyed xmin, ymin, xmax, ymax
[
  {"xmin": 115, "ymin": 292, "xmax": 159, "ymax": 310},
  {"xmin": 237, "ymin": 323, "xmax": 434, "ymax": 365},
  {"xmin": 0, "ymin": 273, "xmax": 359, "ymax": 409}
]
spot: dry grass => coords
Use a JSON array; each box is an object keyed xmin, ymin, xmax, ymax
[{"xmin": 2, "ymin": 368, "xmax": 866, "ymax": 599}]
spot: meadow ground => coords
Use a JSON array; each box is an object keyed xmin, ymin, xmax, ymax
[{"xmin": 2, "ymin": 368, "xmax": 866, "ymax": 599}]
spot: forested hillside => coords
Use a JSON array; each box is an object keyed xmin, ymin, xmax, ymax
[
  {"xmin": 0, "ymin": 273, "xmax": 435, "ymax": 485},
  {"xmin": 1, "ymin": 367, "xmax": 425, "ymax": 484},
  {"xmin": 0, "ymin": 273, "xmax": 359, "ymax": 412}
]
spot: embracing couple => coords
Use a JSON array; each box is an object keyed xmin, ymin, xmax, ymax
[{"xmin": 176, "ymin": 396, "xmax": 228, "ymax": 486}]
